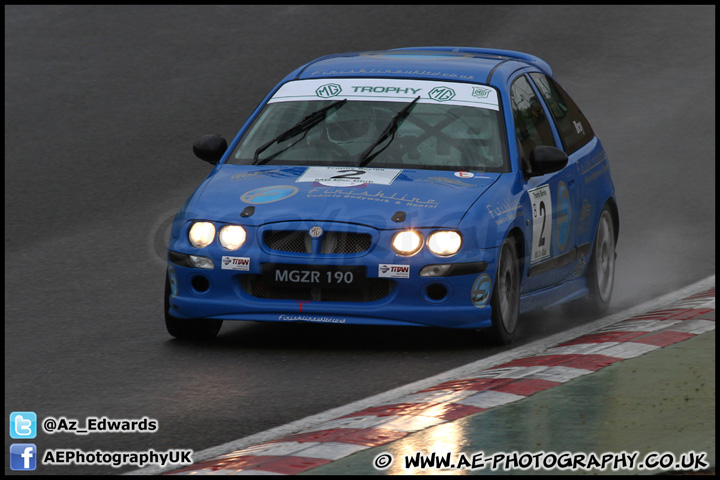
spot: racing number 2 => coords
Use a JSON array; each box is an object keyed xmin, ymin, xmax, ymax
[
  {"xmin": 330, "ymin": 169, "xmax": 366, "ymax": 180},
  {"xmin": 296, "ymin": 166, "xmax": 402, "ymax": 186},
  {"xmin": 529, "ymin": 185, "xmax": 552, "ymax": 263},
  {"xmin": 537, "ymin": 202, "xmax": 546, "ymax": 247}
]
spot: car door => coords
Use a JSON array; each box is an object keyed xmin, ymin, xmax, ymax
[
  {"xmin": 510, "ymin": 73, "xmax": 581, "ymax": 293},
  {"xmin": 529, "ymin": 72, "xmax": 604, "ymax": 251}
]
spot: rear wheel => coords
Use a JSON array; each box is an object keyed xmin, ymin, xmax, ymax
[
  {"xmin": 489, "ymin": 236, "xmax": 521, "ymax": 344},
  {"xmin": 584, "ymin": 206, "xmax": 616, "ymax": 313},
  {"xmin": 164, "ymin": 274, "xmax": 222, "ymax": 340},
  {"xmin": 564, "ymin": 205, "xmax": 616, "ymax": 316}
]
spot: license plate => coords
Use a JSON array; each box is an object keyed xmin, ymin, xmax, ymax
[{"xmin": 263, "ymin": 264, "xmax": 366, "ymax": 289}]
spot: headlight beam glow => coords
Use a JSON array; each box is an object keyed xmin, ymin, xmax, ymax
[
  {"xmin": 219, "ymin": 225, "xmax": 247, "ymax": 250},
  {"xmin": 392, "ymin": 230, "xmax": 423, "ymax": 256},
  {"xmin": 427, "ymin": 231, "xmax": 462, "ymax": 256},
  {"xmin": 188, "ymin": 222, "xmax": 216, "ymax": 248}
]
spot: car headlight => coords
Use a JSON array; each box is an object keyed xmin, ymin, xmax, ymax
[
  {"xmin": 392, "ymin": 230, "xmax": 423, "ymax": 256},
  {"xmin": 218, "ymin": 225, "xmax": 247, "ymax": 250},
  {"xmin": 188, "ymin": 221, "xmax": 216, "ymax": 248},
  {"xmin": 427, "ymin": 231, "xmax": 462, "ymax": 256}
]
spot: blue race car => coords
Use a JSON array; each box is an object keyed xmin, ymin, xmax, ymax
[{"xmin": 165, "ymin": 47, "xmax": 618, "ymax": 344}]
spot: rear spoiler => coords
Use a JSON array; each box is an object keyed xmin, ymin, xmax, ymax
[{"xmin": 390, "ymin": 46, "xmax": 553, "ymax": 76}]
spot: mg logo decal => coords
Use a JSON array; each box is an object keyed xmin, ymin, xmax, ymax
[
  {"xmin": 428, "ymin": 86, "xmax": 456, "ymax": 102},
  {"xmin": 316, "ymin": 84, "xmax": 342, "ymax": 98}
]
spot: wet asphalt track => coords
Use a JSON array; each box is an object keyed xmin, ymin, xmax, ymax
[{"xmin": 5, "ymin": 5, "xmax": 715, "ymax": 475}]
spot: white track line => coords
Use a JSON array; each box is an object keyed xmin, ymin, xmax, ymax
[{"xmin": 129, "ymin": 275, "xmax": 715, "ymax": 475}]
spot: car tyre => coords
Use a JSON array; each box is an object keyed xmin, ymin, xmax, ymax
[
  {"xmin": 489, "ymin": 236, "xmax": 521, "ymax": 344},
  {"xmin": 164, "ymin": 274, "xmax": 222, "ymax": 340},
  {"xmin": 584, "ymin": 205, "xmax": 616, "ymax": 313},
  {"xmin": 564, "ymin": 204, "xmax": 616, "ymax": 316}
]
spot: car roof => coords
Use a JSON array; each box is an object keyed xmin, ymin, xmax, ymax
[{"xmin": 293, "ymin": 47, "xmax": 553, "ymax": 85}]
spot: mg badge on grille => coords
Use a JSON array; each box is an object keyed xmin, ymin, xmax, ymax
[{"xmin": 309, "ymin": 226, "xmax": 323, "ymax": 238}]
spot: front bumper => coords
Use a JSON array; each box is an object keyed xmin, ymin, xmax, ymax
[{"xmin": 166, "ymin": 220, "xmax": 500, "ymax": 330}]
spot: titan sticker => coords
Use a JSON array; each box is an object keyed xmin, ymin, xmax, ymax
[
  {"xmin": 221, "ymin": 256, "xmax": 250, "ymax": 271},
  {"xmin": 378, "ymin": 264, "xmax": 410, "ymax": 279}
]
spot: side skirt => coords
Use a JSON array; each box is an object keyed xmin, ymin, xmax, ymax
[
  {"xmin": 519, "ymin": 277, "xmax": 589, "ymax": 315},
  {"xmin": 527, "ymin": 243, "xmax": 591, "ymax": 277}
]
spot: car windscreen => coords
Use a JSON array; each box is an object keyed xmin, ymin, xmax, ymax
[{"xmin": 228, "ymin": 79, "xmax": 509, "ymax": 172}]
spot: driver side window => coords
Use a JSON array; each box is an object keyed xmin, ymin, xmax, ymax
[
  {"xmin": 510, "ymin": 75, "xmax": 555, "ymax": 162},
  {"xmin": 529, "ymin": 73, "xmax": 595, "ymax": 154}
]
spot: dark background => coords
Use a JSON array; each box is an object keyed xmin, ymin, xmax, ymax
[{"xmin": 5, "ymin": 5, "xmax": 714, "ymax": 475}]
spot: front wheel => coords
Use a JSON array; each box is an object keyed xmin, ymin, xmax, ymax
[
  {"xmin": 489, "ymin": 237, "xmax": 521, "ymax": 345},
  {"xmin": 164, "ymin": 274, "xmax": 222, "ymax": 340}
]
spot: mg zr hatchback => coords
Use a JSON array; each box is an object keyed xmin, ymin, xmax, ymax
[{"xmin": 164, "ymin": 46, "xmax": 618, "ymax": 344}]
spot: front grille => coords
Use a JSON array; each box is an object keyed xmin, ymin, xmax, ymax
[
  {"xmin": 322, "ymin": 231, "xmax": 372, "ymax": 254},
  {"xmin": 264, "ymin": 230, "xmax": 309, "ymax": 253},
  {"xmin": 240, "ymin": 275, "xmax": 392, "ymax": 302},
  {"xmin": 264, "ymin": 230, "xmax": 372, "ymax": 254}
]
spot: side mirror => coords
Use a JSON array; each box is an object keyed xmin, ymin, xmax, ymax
[
  {"xmin": 526, "ymin": 145, "xmax": 568, "ymax": 177},
  {"xmin": 193, "ymin": 134, "xmax": 227, "ymax": 164}
]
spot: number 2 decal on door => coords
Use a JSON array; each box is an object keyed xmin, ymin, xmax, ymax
[{"xmin": 529, "ymin": 185, "xmax": 552, "ymax": 264}]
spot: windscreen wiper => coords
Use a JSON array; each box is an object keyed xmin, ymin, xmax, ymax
[
  {"xmin": 253, "ymin": 98, "xmax": 347, "ymax": 165},
  {"xmin": 357, "ymin": 96, "xmax": 420, "ymax": 167}
]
